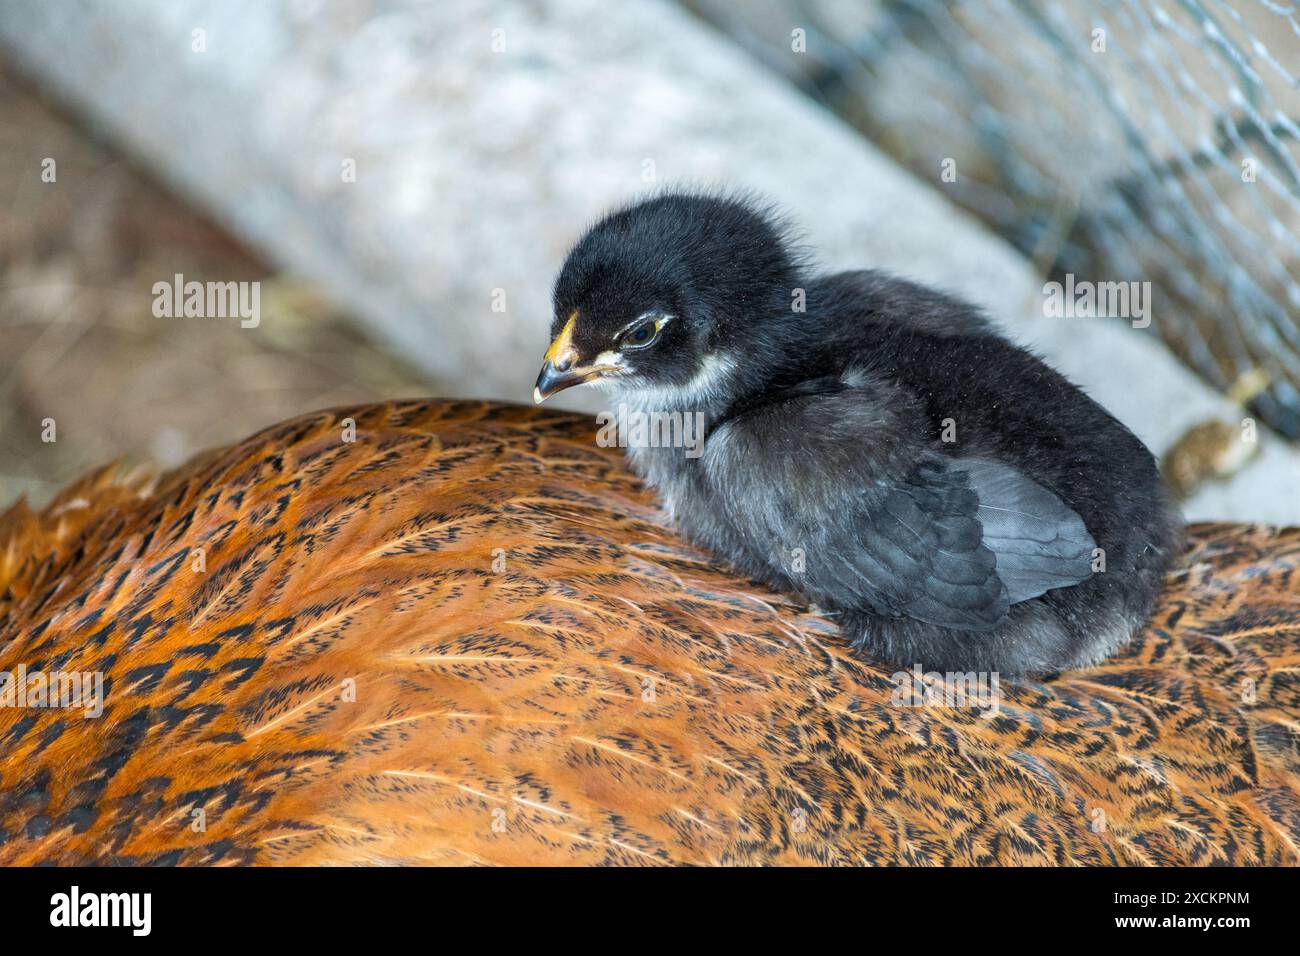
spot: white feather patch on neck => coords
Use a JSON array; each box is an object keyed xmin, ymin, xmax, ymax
[{"xmin": 612, "ymin": 352, "xmax": 738, "ymax": 412}]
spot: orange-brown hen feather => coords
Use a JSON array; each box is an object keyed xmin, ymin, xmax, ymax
[{"xmin": 0, "ymin": 400, "xmax": 1298, "ymax": 865}]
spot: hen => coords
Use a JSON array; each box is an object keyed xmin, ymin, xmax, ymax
[{"xmin": 0, "ymin": 400, "xmax": 1296, "ymax": 865}]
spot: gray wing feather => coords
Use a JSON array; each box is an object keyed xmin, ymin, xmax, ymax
[
  {"xmin": 957, "ymin": 458, "xmax": 1096, "ymax": 605},
  {"xmin": 703, "ymin": 389, "xmax": 1095, "ymax": 633},
  {"xmin": 802, "ymin": 457, "xmax": 1094, "ymax": 631}
]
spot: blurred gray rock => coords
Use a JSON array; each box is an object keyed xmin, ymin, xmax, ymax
[{"xmin": 1, "ymin": 0, "xmax": 1296, "ymax": 522}]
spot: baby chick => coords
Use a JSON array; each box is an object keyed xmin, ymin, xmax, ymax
[{"xmin": 534, "ymin": 192, "xmax": 1183, "ymax": 675}]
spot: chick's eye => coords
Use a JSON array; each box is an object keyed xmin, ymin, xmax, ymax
[{"xmin": 621, "ymin": 319, "xmax": 661, "ymax": 350}]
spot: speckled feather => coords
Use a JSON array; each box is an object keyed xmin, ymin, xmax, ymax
[{"xmin": 0, "ymin": 400, "xmax": 1297, "ymax": 865}]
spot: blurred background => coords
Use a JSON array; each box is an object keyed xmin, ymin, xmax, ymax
[{"xmin": 1, "ymin": 0, "xmax": 1298, "ymax": 522}]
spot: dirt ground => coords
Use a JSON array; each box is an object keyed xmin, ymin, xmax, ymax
[{"xmin": 0, "ymin": 66, "xmax": 434, "ymax": 508}]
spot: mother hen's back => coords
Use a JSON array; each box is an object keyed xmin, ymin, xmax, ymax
[{"xmin": 0, "ymin": 400, "xmax": 1296, "ymax": 865}]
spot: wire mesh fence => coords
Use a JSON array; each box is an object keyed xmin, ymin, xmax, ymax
[{"xmin": 690, "ymin": 0, "xmax": 1300, "ymax": 439}]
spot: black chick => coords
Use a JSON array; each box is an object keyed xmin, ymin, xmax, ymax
[{"xmin": 534, "ymin": 191, "xmax": 1183, "ymax": 675}]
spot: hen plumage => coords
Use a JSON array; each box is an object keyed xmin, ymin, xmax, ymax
[{"xmin": 0, "ymin": 401, "xmax": 1296, "ymax": 865}]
